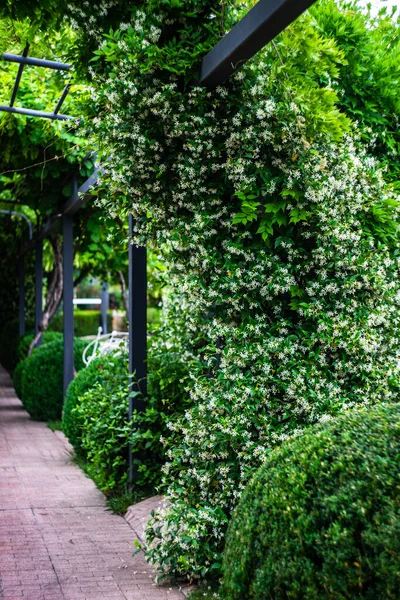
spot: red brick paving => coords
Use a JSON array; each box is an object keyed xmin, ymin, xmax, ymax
[{"xmin": 0, "ymin": 364, "xmax": 185, "ymax": 600}]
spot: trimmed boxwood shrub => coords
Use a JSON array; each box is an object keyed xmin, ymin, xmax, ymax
[
  {"xmin": 72, "ymin": 352, "xmax": 130, "ymax": 493},
  {"xmin": 16, "ymin": 331, "xmax": 63, "ymax": 363},
  {"xmin": 221, "ymin": 403, "xmax": 400, "ymax": 600},
  {"xmin": 13, "ymin": 332, "xmax": 63, "ymax": 400},
  {"xmin": 20, "ymin": 337, "xmax": 88, "ymax": 421},
  {"xmin": 71, "ymin": 340, "xmax": 188, "ymax": 496},
  {"xmin": 63, "ymin": 354, "xmax": 120, "ymax": 457},
  {"xmin": 13, "ymin": 358, "xmax": 27, "ymax": 399}
]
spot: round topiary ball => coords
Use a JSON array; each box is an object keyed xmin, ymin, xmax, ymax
[
  {"xmin": 13, "ymin": 357, "xmax": 27, "ymax": 399},
  {"xmin": 20, "ymin": 337, "xmax": 88, "ymax": 421},
  {"xmin": 63, "ymin": 354, "xmax": 119, "ymax": 456},
  {"xmin": 16, "ymin": 330, "xmax": 63, "ymax": 364},
  {"xmin": 221, "ymin": 403, "xmax": 400, "ymax": 600}
]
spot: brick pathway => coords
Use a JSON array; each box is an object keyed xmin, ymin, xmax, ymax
[{"xmin": 0, "ymin": 364, "xmax": 185, "ymax": 600}]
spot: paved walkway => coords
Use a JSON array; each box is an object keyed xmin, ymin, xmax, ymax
[{"xmin": 0, "ymin": 364, "xmax": 185, "ymax": 600}]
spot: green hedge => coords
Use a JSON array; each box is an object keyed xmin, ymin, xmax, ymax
[
  {"xmin": 50, "ymin": 308, "xmax": 161, "ymax": 335},
  {"xmin": 63, "ymin": 355, "xmax": 117, "ymax": 456},
  {"xmin": 16, "ymin": 331, "xmax": 63, "ymax": 363},
  {"xmin": 69, "ymin": 339, "xmax": 185, "ymax": 496},
  {"xmin": 13, "ymin": 331, "xmax": 64, "ymax": 399},
  {"xmin": 20, "ymin": 338, "xmax": 88, "ymax": 421},
  {"xmin": 72, "ymin": 352, "xmax": 130, "ymax": 493},
  {"xmin": 49, "ymin": 310, "xmax": 112, "ymax": 337},
  {"xmin": 222, "ymin": 403, "xmax": 400, "ymax": 600},
  {"xmin": 13, "ymin": 358, "xmax": 27, "ymax": 399}
]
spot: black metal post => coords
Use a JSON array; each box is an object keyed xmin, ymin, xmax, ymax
[
  {"xmin": 100, "ymin": 282, "xmax": 109, "ymax": 335},
  {"xmin": 10, "ymin": 45, "xmax": 29, "ymax": 107},
  {"xmin": 128, "ymin": 215, "xmax": 147, "ymax": 483},
  {"xmin": 18, "ymin": 256, "xmax": 25, "ymax": 337},
  {"xmin": 63, "ymin": 214, "xmax": 74, "ymax": 397},
  {"xmin": 35, "ymin": 239, "xmax": 43, "ymax": 347}
]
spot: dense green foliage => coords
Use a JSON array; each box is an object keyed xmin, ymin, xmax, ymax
[
  {"xmin": 67, "ymin": 0, "xmax": 400, "ymax": 578},
  {"xmin": 16, "ymin": 331, "xmax": 63, "ymax": 363},
  {"xmin": 2, "ymin": 0, "xmax": 400, "ymax": 584},
  {"xmin": 13, "ymin": 331, "xmax": 63, "ymax": 398},
  {"xmin": 63, "ymin": 354, "xmax": 122, "ymax": 456},
  {"xmin": 50, "ymin": 310, "xmax": 113, "ymax": 337},
  {"xmin": 20, "ymin": 337, "xmax": 87, "ymax": 420},
  {"xmin": 13, "ymin": 357, "xmax": 26, "ymax": 399},
  {"xmin": 69, "ymin": 333, "xmax": 189, "ymax": 495},
  {"xmin": 72, "ymin": 352, "xmax": 131, "ymax": 493},
  {"xmin": 221, "ymin": 403, "xmax": 400, "ymax": 600},
  {"xmin": 0, "ymin": 222, "xmax": 35, "ymax": 372}
]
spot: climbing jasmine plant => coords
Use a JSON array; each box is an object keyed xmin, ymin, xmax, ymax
[{"xmin": 60, "ymin": 0, "xmax": 400, "ymax": 581}]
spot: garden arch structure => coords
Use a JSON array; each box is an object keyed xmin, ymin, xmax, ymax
[{"xmin": 6, "ymin": 0, "xmax": 316, "ymax": 483}]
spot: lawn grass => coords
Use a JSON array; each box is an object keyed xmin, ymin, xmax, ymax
[{"xmin": 47, "ymin": 420, "xmax": 63, "ymax": 432}]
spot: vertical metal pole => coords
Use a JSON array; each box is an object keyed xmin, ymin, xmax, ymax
[
  {"xmin": 63, "ymin": 214, "xmax": 74, "ymax": 397},
  {"xmin": 18, "ymin": 256, "xmax": 25, "ymax": 337},
  {"xmin": 35, "ymin": 239, "xmax": 43, "ymax": 347},
  {"xmin": 100, "ymin": 282, "xmax": 109, "ymax": 334},
  {"xmin": 128, "ymin": 215, "xmax": 147, "ymax": 483}
]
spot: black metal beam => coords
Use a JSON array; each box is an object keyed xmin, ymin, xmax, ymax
[
  {"xmin": 0, "ymin": 105, "xmax": 73, "ymax": 121},
  {"xmin": 100, "ymin": 283, "xmax": 109, "ymax": 335},
  {"xmin": 54, "ymin": 84, "xmax": 71, "ymax": 115},
  {"xmin": 128, "ymin": 215, "xmax": 147, "ymax": 483},
  {"xmin": 199, "ymin": 0, "xmax": 317, "ymax": 86},
  {"xmin": 35, "ymin": 239, "xmax": 43, "ymax": 347},
  {"xmin": 10, "ymin": 45, "xmax": 29, "ymax": 107},
  {"xmin": 18, "ymin": 257, "xmax": 25, "ymax": 337},
  {"xmin": 2, "ymin": 53, "xmax": 71, "ymax": 71},
  {"xmin": 63, "ymin": 214, "xmax": 74, "ymax": 396}
]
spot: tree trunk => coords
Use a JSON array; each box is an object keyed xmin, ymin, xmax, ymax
[
  {"xmin": 28, "ymin": 235, "xmax": 63, "ymax": 355},
  {"xmin": 118, "ymin": 270, "xmax": 129, "ymax": 319}
]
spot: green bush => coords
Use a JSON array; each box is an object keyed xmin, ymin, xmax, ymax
[
  {"xmin": 221, "ymin": 404, "xmax": 400, "ymax": 600},
  {"xmin": 63, "ymin": 354, "xmax": 122, "ymax": 456},
  {"xmin": 13, "ymin": 358, "xmax": 27, "ymax": 399},
  {"xmin": 71, "ymin": 336, "xmax": 189, "ymax": 495},
  {"xmin": 49, "ymin": 310, "xmax": 113, "ymax": 337},
  {"xmin": 16, "ymin": 330, "xmax": 63, "ymax": 363},
  {"xmin": 73, "ymin": 352, "xmax": 130, "ymax": 493},
  {"xmin": 13, "ymin": 332, "xmax": 63, "ymax": 400},
  {"xmin": 20, "ymin": 338, "xmax": 88, "ymax": 421},
  {"xmin": 147, "ymin": 307, "xmax": 162, "ymax": 327}
]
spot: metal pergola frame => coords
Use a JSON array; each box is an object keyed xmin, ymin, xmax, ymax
[
  {"xmin": 199, "ymin": 0, "xmax": 316, "ymax": 85},
  {"xmin": 7, "ymin": 0, "xmax": 316, "ymax": 484},
  {"xmin": 0, "ymin": 44, "xmax": 74, "ymax": 121}
]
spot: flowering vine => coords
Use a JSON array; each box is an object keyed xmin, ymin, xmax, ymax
[{"xmin": 63, "ymin": 0, "xmax": 400, "ymax": 580}]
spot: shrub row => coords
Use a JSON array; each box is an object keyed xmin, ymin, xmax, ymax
[
  {"xmin": 13, "ymin": 334, "xmax": 87, "ymax": 421},
  {"xmin": 62, "ymin": 333, "xmax": 189, "ymax": 496},
  {"xmin": 49, "ymin": 310, "xmax": 113, "ymax": 337},
  {"xmin": 50, "ymin": 307, "xmax": 162, "ymax": 336}
]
